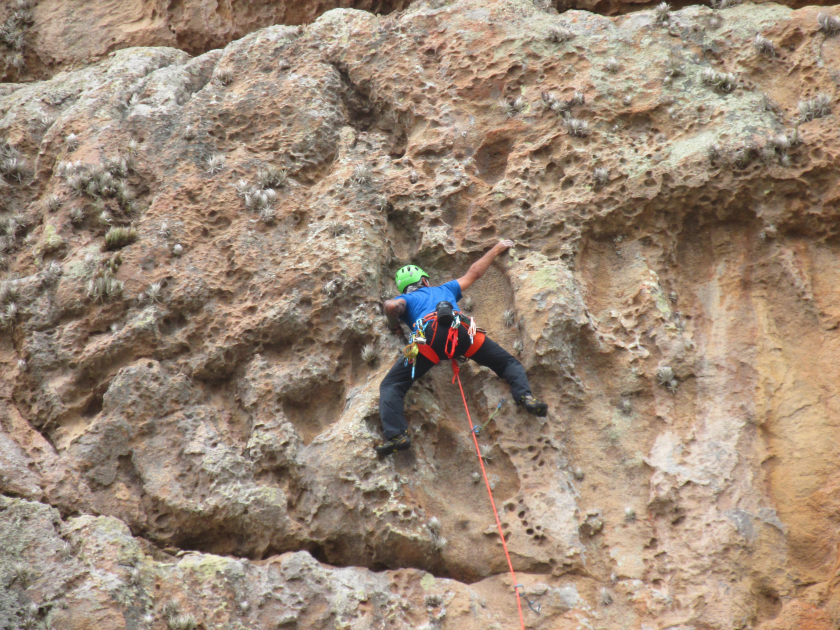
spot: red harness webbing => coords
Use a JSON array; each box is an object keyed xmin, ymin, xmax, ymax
[{"xmin": 416, "ymin": 314, "xmax": 485, "ymax": 366}]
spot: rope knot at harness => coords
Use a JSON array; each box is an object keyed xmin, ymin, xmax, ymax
[{"xmin": 443, "ymin": 314, "xmax": 464, "ymax": 383}]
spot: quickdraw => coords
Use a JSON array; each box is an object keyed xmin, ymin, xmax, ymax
[
  {"xmin": 515, "ymin": 584, "xmax": 542, "ymax": 614},
  {"xmin": 473, "ymin": 398, "xmax": 506, "ymax": 435}
]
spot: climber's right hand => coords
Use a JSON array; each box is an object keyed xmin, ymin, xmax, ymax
[{"xmin": 387, "ymin": 323, "xmax": 407, "ymax": 344}]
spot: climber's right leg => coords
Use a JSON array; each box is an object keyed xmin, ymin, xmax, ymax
[
  {"xmin": 469, "ymin": 336, "xmax": 548, "ymax": 416},
  {"xmin": 377, "ymin": 355, "xmax": 434, "ymax": 456}
]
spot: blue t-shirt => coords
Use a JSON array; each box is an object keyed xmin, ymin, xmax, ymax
[{"xmin": 396, "ymin": 280, "xmax": 463, "ymax": 326}]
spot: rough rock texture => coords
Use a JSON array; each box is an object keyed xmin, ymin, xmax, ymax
[
  {"xmin": 0, "ymin": 495, "xmax": 538, "ymax": 630},
  {"xmin": 0, "ymin": 0, "xmax": 416, "ymax": 81},
  {"xmin": 3, "ymin": 0, "xmax": 840, "ymax": 628},
  {"xmin": 3, "ymin": 0, "xmax": 834, "ymax": 83}
]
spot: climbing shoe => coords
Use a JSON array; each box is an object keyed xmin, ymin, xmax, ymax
[
  {"xmin": 519, "ymin": 395, "xmax": 548, "ymax": 417},
  {"xmin": 375, "ymin": 431, "xmax": 411, "ymax": 457}
]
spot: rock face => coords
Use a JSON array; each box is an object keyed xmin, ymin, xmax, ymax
[
  {"xmin": 3, "ymin": 0, "xmax": 840, "ymax": 628},
  {"xmin": 1, "ymin": 0, "xmax": 416, "ymax": 81},
  {"xmin": 2, "ymin": 0, "xmax": 827, "ymax": 82}
]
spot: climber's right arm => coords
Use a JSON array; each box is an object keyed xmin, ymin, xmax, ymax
[
  {"xmin": 457, "ymin": 239, "xmax": 515, "ymax": 291},
  {"xmin": 384, "ymin": 298, "xmax": 407, "ymax": 330}
]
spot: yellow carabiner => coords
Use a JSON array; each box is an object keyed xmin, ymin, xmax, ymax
[{"xmin": 403, "ymin": 342, "xmax": 419, "ymax": 364}]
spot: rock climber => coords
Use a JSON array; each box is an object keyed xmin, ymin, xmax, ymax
[{"xmin": 375, "ymin": 239, "xmax": 548, "ymax": 457}]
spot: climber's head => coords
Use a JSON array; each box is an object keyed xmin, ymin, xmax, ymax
[{"xmin": 395, "ymin": 265, "xmax": 430, "ymax": 294}]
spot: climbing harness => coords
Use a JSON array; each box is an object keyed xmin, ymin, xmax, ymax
[
  {"xmin": 473, "ymin": 398, "xmax": 506, "ymax": 435},
  {"xmin": 412, "ymin": 306, "xmax": 486, "ymax": 372},
  {"xmin": 402, "ymin": 301, "xmax": 485, "ymax": 379},
  {"xmin": 453, "ymin": 366, "xmax": 529, "ymax": 630}
]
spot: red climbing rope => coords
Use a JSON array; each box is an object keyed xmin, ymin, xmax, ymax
[{"xmin": 452, "ymin": 362, "xmax": 527, "ymax": 630}]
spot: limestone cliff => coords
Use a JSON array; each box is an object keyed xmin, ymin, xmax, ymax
[{"xmin": 2, "ymin": 0, "xmax": 840, "ymax": 628}]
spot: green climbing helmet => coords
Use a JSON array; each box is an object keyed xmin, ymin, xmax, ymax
[{"xmin": 395, "ymin": 265, "xmax": 429, "ymax": 293}]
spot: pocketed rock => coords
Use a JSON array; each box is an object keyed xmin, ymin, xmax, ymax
[{"xmin": 2, "ymin": 0, "xmax": 840, "ymax": 628}]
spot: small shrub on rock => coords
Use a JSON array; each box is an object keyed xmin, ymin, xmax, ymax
[
  {"xmin": 104, "ymin": 226, "xmax": 137, "ymax": 250},
  {"xmin": 798, "ymin": 93, "xmax": 831, "ymax": 122}
]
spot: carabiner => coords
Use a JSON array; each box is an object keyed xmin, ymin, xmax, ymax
[{"xmin": 514, "ymin": 585, "xmax": 541, "ymax": 614}]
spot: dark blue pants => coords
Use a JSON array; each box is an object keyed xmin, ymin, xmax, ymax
[{"xmin": 379, "ymin": 324, "xmax": 532, "ymax": 439}]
